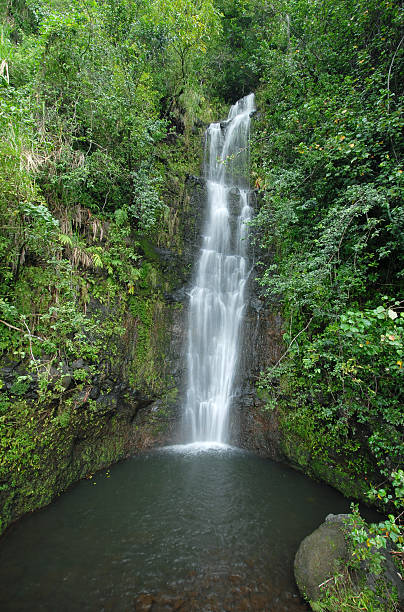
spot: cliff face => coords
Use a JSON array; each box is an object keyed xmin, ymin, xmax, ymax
[
  {"xmin": 234, "ymin": 191, "xmax": 373, "ymax": 504},
  {"xmin": 0, "ymin": 160, "xmax": 208, "ymax": 535},
  {"xmin": 0, "ymin": 264, "xmax": 180, "ymax": 535},
  {"xmin": 0, "ymin": 121, "xmax": 377, "ymax": 536},
  {"xmin": 0, "ymin": 121, "xmax": 290, "ymax": 534}
]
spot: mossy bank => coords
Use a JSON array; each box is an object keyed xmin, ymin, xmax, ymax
[{"xmin": 0, "ymin": 126, "xmax": 208, "ymax": 535}]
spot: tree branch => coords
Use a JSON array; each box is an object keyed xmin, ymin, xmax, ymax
[
  {"xmin": 0, "ymin": 319, "xmax": 44, "ymax": 341},
  {"xmin": 387, "ymin": 35, "xmax": 404, "ymax": 114},
  {"xmin": 274, "ymin": 316, "xmax": 314, "ymax": 368}
]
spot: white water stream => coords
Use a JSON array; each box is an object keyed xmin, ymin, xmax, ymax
[{"xmin": 184, "ymin": 93, "xmax": 255, "ymax": 443}]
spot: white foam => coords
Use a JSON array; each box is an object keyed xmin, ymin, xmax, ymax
[
  {"xmin": 160, "ymin": 442, "xmax": 234, "ymax": 454},
  {"xmin": 183, "ymin": 93, "xmax": 255, "ymax": 444}
]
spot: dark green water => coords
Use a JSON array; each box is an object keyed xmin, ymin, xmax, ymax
[{"xmin": 0, "ymin": 445, "xmax": 368, "ymax": 611}]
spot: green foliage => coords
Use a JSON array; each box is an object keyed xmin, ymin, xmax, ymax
[
  {"xmin": 128, "ymin": 296, "xmax": 161, "ymax": 391},
  {"xmin": 206, "ymin": 0, "xmax": 281, "ymax": 100},
  {"xmin": 129, "ymin": 165, "xmax": 168, "ymax": 233},
  {"xmin": 311, "ymin": 570, "xmax": 399, "ymax": 612},
  {"xmin": 148, "ymin": 0, "xmax": 222, "ymax": 84},
  {"xmin": 348, "ymin": 470, "xmax": 403, "ymax": 572},
  {"xmin": 295, "ymin": 303, "xmax": 403, "ymax": 471},
  {"xmin": 252, "ymin": 0, "xmax": 403, "ymax": 485},
  {"xmin": 0, "ymin": 0, "xmax": 211, "ymax": 382}
]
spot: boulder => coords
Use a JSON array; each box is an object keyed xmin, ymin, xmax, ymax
[
  {"xmin": 294, "ymin": 514, "xmax": 350, "ymax": 602},
  {"xmin": 294, "ymin": 513, "xmax": 404, "ymax": 609}
]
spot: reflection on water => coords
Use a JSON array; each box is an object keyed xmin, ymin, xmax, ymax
[{"xmin": 0, "ymin": 448, "xmax": 360, "ymax": 611}]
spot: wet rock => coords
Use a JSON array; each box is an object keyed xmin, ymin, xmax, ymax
[
  {"xmin": 229, "ymin": 574, "xmax": 242, "ymax": 583},
  {"xmin": 0, "ymin": 366, "xmax": 15, "ymax": 378},
  {"xmin": 171, "ymin": 598, "xmax": 185, "ymax": 610},
  {"xmin": 164, "ymin": 286, "xmax": 189, "ymax": 304},
  {"xmin": 154, "ymin": 247, "xmax": 175, "ymax": 263},
  {"xmin": 228, "ymin": 189, "xmax": 241, "ymax": 217},
  {"xmin": 95, "ymin": 392, "xmax": 118, "ymax": 413},
  {"xmin": 89, "ymin": 386, "xmax": 100, "ymax": 400},
  {"xmin": 152, "ymin": 595, "xmax": 185, "ymax": 611},
  {"xmin": 237, "ymin": 597, "xmax": 251, "ymax": 611},
  {"xmin": 185, "ymin": 174, "xmax": 205, "ymax": 187},
  {"xmin": 0, "ymin": 356, "xmax": 21, "ymax": 369},
  {"xmin": 250, "ymin": 593, "xmax": 268, "ymax": 609},
  {"xmin": 249, "ymin": 296, "xmax": 263, "ymax": 313},
  {"xmin": 73, "ymin": 388, "xmax": 92, "ymax": 407}
]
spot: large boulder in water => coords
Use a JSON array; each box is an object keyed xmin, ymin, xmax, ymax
[
  {"xmin": 294, "ymin": 514, "xmax": 349, "ymax": 602},
  {"xmin": 294, "ymin": 513, "xmax": 404, "ymax": 609}
]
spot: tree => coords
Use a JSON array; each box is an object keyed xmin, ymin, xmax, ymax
[{"xmin": 149, "ymin": 0, "xmax": 222, "ymax": 86}]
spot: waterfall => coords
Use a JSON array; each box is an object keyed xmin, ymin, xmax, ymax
[{"xmin": 184, "ymin": 93, "xmax": 255, "ymax": 444}]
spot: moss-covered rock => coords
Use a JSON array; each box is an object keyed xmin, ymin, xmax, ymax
[
  {"xmin": 294, "ymin": 514, "xmax": 350, "ymax": 602},
  {"xmin": 0, "ymin": 145, "xmax": 206, "ymax": 536},
  {"xmin": 294, "ymin": 513, "xmax": 404, "ymax": 611}
]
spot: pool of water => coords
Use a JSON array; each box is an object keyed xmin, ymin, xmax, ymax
[{"xmin": 0, "ymin": 446, "xmax": 367, "ymax": 611}]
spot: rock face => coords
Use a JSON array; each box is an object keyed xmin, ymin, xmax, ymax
[
  {"xmin": 294, "ymin": 513, "xmax": 404, "ymax": 609},
  {"xmin": 0, "ymin": 168, "xmax": 207, "ymax": 535},
  {"xmin": 233, "ymin": 195, "xmax": 377, "ymax": 503},
  {"xmin": 0, "ymin": 292, "xmax": 184, "ymax": 535},
  {"xmin": 235, "ymin": 291, "xmax": 284, "ymax": 456}
]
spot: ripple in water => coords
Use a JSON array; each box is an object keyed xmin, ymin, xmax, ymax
[{"xmin": 0, "ymin": 448, "xmax": 366, "ymax": 611}]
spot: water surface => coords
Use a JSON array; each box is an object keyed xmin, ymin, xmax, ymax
[{"xmin": 0, "ymin": 447, "xmax": 366, "ymax": 611}]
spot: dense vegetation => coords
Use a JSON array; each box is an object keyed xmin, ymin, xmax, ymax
[
  {"xmin": 0, "ymin": 0, "xmax": 220, "ymax": 369},
  {"xmin": 0, "ymin": 0, "xmax": 222, "ymax": 534},
  {"xmin": 249, "ymin": 0, "xmax": 403, "ymax": 483},
  {"xmin": 0, "ymin": 0, "xmax": 403, "ymax": 606},
  {"xmin": 244, "ymin": 2, "xmax": 404, "ymax": 604}
]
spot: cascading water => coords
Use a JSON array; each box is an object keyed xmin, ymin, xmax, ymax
[{"xmin": 184, "ymin": 93, "xmax": 255, "ymax": 444}]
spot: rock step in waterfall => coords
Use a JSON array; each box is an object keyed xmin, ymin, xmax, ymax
[{"xmin": 184, "ymin": 93, "xmax": 255, "ymax": 444}]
